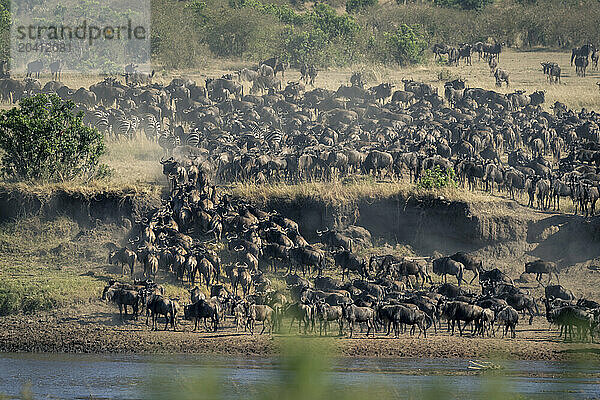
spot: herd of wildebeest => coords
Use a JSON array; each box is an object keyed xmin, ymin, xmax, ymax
[
  {"xmin": 4, "ymin": 49, "xmax": 600, "ymax": 342},
  {"xmin": 101, "ymin": 149, "xmax": 599, "ymax": 342}
]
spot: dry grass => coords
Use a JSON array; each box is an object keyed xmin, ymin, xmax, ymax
[
  {"xmin": 101, "ymin": 136, "xmax": 164, "ymax": 187},
  {"xmin": 230, "ymin": 177, "xmax": 505, "ymax": 207},
  {"xmin": 4, "ymin": 48, "xmax": 595, "ymax": 112},
  {"xmin": 292, "ymin": 48, "xmax": 600, "ymax": 111}
]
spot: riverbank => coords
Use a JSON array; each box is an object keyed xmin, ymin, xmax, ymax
[{"xmin": 1, "ymin": 302, "xmax": 599, "ymax": 361}]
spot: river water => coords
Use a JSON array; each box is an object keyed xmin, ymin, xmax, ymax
[{"xmin": 1, "ymin": 353, "xmax": 599, "ymax": 399}]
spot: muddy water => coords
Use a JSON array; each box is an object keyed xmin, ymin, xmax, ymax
[{"xmin": 1, "ymin": 353, "xmax": 599, "ymax": 399}]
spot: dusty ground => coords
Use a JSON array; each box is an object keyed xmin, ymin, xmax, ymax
[{"xmin": 1, "ymin": 302, "xmax": 599, "ymax": 362}]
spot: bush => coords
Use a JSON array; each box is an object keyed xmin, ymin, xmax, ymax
[
  {"xmin": 152, "ymin": 0, "xmax": 207, "ymax": 69},
  {"xmin": 282, "ymin": 27, "xmax": 329, "ymax": 65},
  {"xmin": 0, "ymin": 94, "xmax": 105, "ymax": 182},
  {"xmin": 417, "ymin": 166, "xmax": 458, "ymax": 189},
  {"xmin": 382, "ymin": 24, "xmax": 428, "ymax": 65},
  {"xmin": 346, "ymin": 0, "xmax": 377, "ymax": 13},
  {"xmin": 310, "ymin": 3, "xmax": 359, "ymax": 39},
  {"xmin": 434, "ymin": 0, "xmax": 493, "ymax": 10}
]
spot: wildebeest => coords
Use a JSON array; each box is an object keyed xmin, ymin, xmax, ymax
[
  {"xmin": 525, "ymin": 260, "xmax": 560, "ymax": 284},
  {"xmin": 496, "ymin": 306, "xmax": 519, "ymax": 338},
  {"xmin": 545, "ymin": 284, "xmax": 574, "ymax": 301},
  {"xmin": 300, "ymin": 63, "xmax": 318, "ymax": 86},
  {"xmin": 488, "ymin": 57, "xmax": 498, "ymax": 75},
  {"xmin": 108, "ymin": 247, "xmax": 137, "ymax": 276},
  {"xmin": 102, "ymin": 284, "xmax": 139, "ymax": 319},
  {"xmin": 390, "ymin": 259, "xmax": 432, "ymax": 288},
  {"xmin": 441, "ymin": 301, "xmax": 484, "ymax": 336},
  {"xmin": 494, "ymin": 69, "xmax": 509, "ymax": 87},
  {"xmin": 541, "ymin": 62, "xmax": 561, "ymax": 84},
  {"xmin": 315, "ymin": 302, "xmax": 343, "ymax": 336},
  {"xmin": 571, "ymin": 44, "xmax": 595, "ymax": 65},
  {"xmin": 449, "ymin": 252, "xmax": 482, "ymax": 284},
  {"xmin": 26, "ymin": 60, "xmax": 43, "ymax": 79},
  {"xmin": 288, "ymin": 246, "xmax": 325, "ymax": 276},
  {"xmin": 49, "ymin": 60, "xmax": 62, "ymax": 81},
  {"xmin": 432, "ymin": 43, "xmax": 451, "ymax": 60},
  {"xmin": 286, "ymin": 302, "xmax": 314, "ymax": 334},
  {"xmin": 368, "ymin": 83, "xmax": 394, "ymax": 103},
  {"xmin": 433, "ymin": 257, "xmax": 465, "ymax": 286},
  {"xmin": 333, "ymin": 249, "xmax": 367, "ymax": 280},
  {"xmin": 184, "ymin": 298, "xmax": 220, "ymax": 331},
  {"xmin": 341, "ymin": 303, "xmax": 375, "ymax": 338},
  {"xmin": 575, "ymin": 56, "xmax": 589, "ymax": 77},
  {"xmin": 483, "ymin": 42, "xmax": 503, "ymax": 60},
  {"xmin": 147, "ymin": 295, "xmax": 179, "ymax": 331},
  {"xmin": 245, "ymin": 303, "xmax": 274, "ymax": 334}
]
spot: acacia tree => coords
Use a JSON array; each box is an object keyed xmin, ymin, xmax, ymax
[{"xmin": 0, "ymin": 94, "xmax": 106, "ymax": 182}]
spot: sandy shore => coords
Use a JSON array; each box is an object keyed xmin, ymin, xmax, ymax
[{"xmin": 2, "ymin": 302, "xmax": 600, "ymax": 362}]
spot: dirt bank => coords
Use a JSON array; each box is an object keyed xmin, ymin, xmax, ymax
[
  {"xmin": 0, "ymin": 184, "xmax": 162, "ymax": 227},
  {"xmin": 1, "ymin": 302, "xmax": 599, "ymax": 361}
]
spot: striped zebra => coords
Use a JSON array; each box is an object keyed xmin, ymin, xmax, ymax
[
  {"xmin": 158, "ymin": 132, "xmax": 180, "ymax": 155},
  {"xmin": 265, "ymin": 128, "xmax": 283, "ymax": 150},
  {"xmin": 183, "ymin": 129, "xmax": 201, "ymax": 147},
  {"xmin": 113, "ymin": 115, "xmax": 136, "ymax": 140},
  {"xmin": 143, "ymin": 114, "xmax": 161, "ymax": 142},
  {"xmin": 93, "ymin": 110, "xmax": 110, "ymax": 137}
]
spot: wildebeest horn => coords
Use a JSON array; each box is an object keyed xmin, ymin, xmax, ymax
[{"xmin": 234, "ymin": 246, "xmax": 245, "ymax": 252}]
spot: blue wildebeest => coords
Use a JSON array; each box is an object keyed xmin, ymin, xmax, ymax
[{"xmin": 26, "ymin": 60, "xmax": 43, "ymax": 78}]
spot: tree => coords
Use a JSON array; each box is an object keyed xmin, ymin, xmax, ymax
[
  {"xmin": 0, "ymin": 94, "xmax": 106, "ymax": 182},
  {"xmin": 383, "ymin": 24, "xmax": 428, "ymax": 65},
  {"xmin": 346, "ymin": 0, "xmax": 378, "ymax": 14},
  {"xmin": 433, "ymin": 0, "xmax": 493, "ymax": 10}
]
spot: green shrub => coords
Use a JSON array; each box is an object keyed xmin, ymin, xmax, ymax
[
  {"xmin": 346, "ymin": 0, "xmax": 377, "ymax": 13},
  {"xmin": 418, "ymin": 166, "xmax": 458, "ymax": 189},
  {"xmin": 310, "ymin": 4, "xmax": 359, "ymax": 39},
  {"xmin": 152, "ymin": 0, "xmax": 207, "ymax": 69},
  {"xmin": 282, "ymin": 27, "xmax": 329, "ymax": 65},
  {"xmin": 0, "ymin": 94, "xmax": 105, "ymax": 182},
  {"xmin": 434, "ymin": 0, "xmax": 493, "ymax": 10},
  {"xmin": 382, "ymin": 24, "xmax": 428, "ymax": 65}
]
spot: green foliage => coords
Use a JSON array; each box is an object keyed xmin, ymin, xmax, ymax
[
  {"xmin": 346, "ymin": 0, "xmax": 377, "ymax": 13},
  {"xmin": 0, "ymin": 281, "xmax": 56, "ymax": 315},
  {"xmin": 152, "ymin": 0, "xmax": 206, "ymax": 69},
  {"xmin": 204, "ymin": 6, "xmax": 283, "ymax": 58},
  {"xmin": 310, "ymin": 3, "xmax": 359, "ymax": 39},
  {"xmin": 382, "ymin": 24, "xmax": 428, "ymax": 65},
  {"xmin": 434, "ymin": 0, "xmax": 493, "ymax": 10},
  {"xmin": 418, "ymin": 166, "xmax": 458, "ymax": 189},
  {"xmin": 223, "ymin": 0, "xmax": 360, "ymax": 65},
  {"xmin": 229, "ymin": 0, "xmax": 307, "ymax": 25},
  {"xmin": 0, "ymin": 94, "xmax": 105, "ymax": 182},
  {"xmin": 282, "ymin": 27, "xmax": 329, "ymax": 65}
]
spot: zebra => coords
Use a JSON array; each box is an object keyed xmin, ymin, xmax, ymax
[
  {"xmin": 183, "ymin": 129, "xmax": 200, "ymax": 147},
  {"xmin": 114, "ymin": 115, "xmax": 136, "ymax": 139},
  {"xmin": 92, "ymin": 109, "xmax": 110, "ymax": 136},
  {"xmin": 143, "ymin": 114, "xmax": 161, "ymax": 142},
  {"xmin": 158, "ymin": 132, "xmax": 180, "ymax": 155},
  {"xmin": 265, "ymin": 128, "xmax": 283, "ymax": 150}
]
